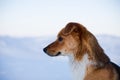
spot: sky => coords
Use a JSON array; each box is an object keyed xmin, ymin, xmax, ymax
[{"xmin": 0, "ymin": 0, "xmax": 120, "ymax": 37}]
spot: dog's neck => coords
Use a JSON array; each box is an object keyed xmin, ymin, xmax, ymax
[{"xmin": 68, "ymin": 54, "xmax": 91, "ymax": 80}]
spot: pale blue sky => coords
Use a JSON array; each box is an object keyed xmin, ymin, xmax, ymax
[{"xmin": 0, "ymin": 0, "xmax": 120, "ymax": 37}]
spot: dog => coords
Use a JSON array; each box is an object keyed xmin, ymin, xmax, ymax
[{"xmin": 43, "ymin": 22, "xmax": 120, "ymax": 80}]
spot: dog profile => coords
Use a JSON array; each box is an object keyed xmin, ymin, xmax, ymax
[{"xmin": 43, "ymin": 22, "xmax": 120, "ymax": 80}]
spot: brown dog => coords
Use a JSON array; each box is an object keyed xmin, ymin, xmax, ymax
[{"xmin": 43, "ymin": 22, "xmax": 120, "ymax": 80}]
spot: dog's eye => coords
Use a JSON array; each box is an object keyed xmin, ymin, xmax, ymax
[{"xmin": 58, "ymin": 37, "xmax": 63, "ymax": 42}]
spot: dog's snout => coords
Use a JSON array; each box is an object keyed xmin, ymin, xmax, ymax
[{"xmin": 43, "ymin": 47, "xmax": 47, "ymax": 53}]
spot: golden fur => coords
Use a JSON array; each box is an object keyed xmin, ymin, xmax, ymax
[{"xmin": 43, "ymin": 22, "xmax": 120, "ymax": 80}]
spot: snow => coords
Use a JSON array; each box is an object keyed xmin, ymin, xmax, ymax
[{"xmin": 0, "ymin": 35, "xmax": 120, "ymax": 80}]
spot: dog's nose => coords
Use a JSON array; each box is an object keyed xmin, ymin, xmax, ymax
[{"xmin": 43, "ymin": 47, "xmax": 47, "ymax": 53}]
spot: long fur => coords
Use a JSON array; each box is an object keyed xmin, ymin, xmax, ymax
[{"xmin": 43, "ymin": 22, "xmax": 120, "ymax": 80}]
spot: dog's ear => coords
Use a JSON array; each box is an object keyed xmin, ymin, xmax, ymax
[
  {"xmin": 63, "ymin": 22, "xmax": 80, "ymax": 35},
  {"xmin": 88, "ymin": 33, "xmax": 110, "ymax": 68}
]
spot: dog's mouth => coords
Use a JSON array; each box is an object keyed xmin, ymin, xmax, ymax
[
  {"xmin": 53, "ymin": 52, "xmax": 61, "ymax": 56},
  {"xmin": 46, "ymin": 52, "xmax": 61, "ymax": 57},
  {"xmin": 43, "ymin": 48, "xmax": 61, "ymax": 57}
]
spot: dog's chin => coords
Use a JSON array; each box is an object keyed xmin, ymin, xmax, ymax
[{"xmin": 47, "ymin": 52, "xmax": 61, "ymax": 57}]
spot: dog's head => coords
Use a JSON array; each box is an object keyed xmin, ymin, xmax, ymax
[
  {"xmin": 43, "ymin": 22, "xmax": 110, "ymax": 66},
  {"xmin": 43, "ymin": 22, "xmax": 85, "ymax": 57}
]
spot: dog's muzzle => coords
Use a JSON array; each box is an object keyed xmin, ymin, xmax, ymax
[{"xmin": 43, "ymin": 47, "xmax": 61, "ymax": 57}]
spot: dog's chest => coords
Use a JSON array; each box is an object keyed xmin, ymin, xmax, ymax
[{"xmin": 69, "ymin": 54, "xmax": 90, "ymax": 80}]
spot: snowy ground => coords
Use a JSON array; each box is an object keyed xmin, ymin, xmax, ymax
[{"xmin": 0, "ymin": 35, "xmax": 120, "ymax": 80}]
